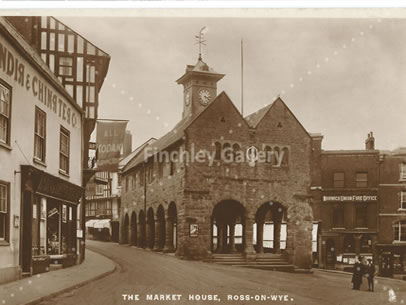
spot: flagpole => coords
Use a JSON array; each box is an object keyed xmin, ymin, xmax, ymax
[{"xmin": 241, "ymin": 39, "xmax": 244, "ymax": 116}]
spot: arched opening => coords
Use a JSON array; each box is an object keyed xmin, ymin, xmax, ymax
[
  {"xmin": 138, "ymin": 210, "xmax": 146, "ymax": 248},
  {"xmin": 254, "ymin": 202, "xmax": 286, "ymax": 254},
  {"xmin": 130, "ymin": 211, "xmax": 137, "ymax": 246},
  {"xmin": 164, "ymin": 202, "xmax": 177, "ymax": 252},
  {"xmin": 146, "ymin": 208, "xmax": 155, "ymax": 249},
  {"xmin": 122, "ymin": 213, "xmax": 129, "ymax": 244},
  {"xmin": 155, "ymin": 205, "xmax": 166, "ymax": 251},
  {"xmin": 211, "ymin": 200, "xmax": 245, "ymax": 253}
]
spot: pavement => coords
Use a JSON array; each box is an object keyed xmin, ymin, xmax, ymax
[{"xmin": 0, "ymin": 249, "xmax": 116, "ymax": 305}]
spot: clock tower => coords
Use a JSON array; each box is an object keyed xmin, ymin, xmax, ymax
[{"xmin": 176, "ymin": 57, "xmax": 224, "ymax": 119}]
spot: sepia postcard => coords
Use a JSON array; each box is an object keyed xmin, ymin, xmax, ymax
[{"xmin": 0, "ymin": 3, "xmax": 405, "ymax": 305}]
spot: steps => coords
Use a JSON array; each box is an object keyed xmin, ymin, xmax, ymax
[{"xmin": 212, "ymin": 253, "xmax": 295, "ymax": 272}]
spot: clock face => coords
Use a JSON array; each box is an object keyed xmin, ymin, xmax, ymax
[
  {"xmin": 185, "ymin": 92, "xmax": 190, "ymax": 106},
  {"xmin": 199, "ymin": 89, "xmax": 211, "ymax": 106}
]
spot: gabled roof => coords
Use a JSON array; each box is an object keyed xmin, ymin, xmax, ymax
[
  {"xmin": 244, "ymin": 103, "xmax": 273, "ymax": 128},
  {"xmin": 120, "ymin": 137, "xmax": 157, "ymax": 171},
  {"xmin": 244, "ymin": 97, "xmax": 312, "ymax": 139}
]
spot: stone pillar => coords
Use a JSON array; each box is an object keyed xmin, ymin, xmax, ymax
[
  {"xmin": 146, "ymin": 221, "xmax": 152, "ymax": 249},
  {"xmin": 163, "ymin": 216, "xmax": 175, "ymax": 253},
  {"xmin": 217, "ymin": 222, "xmax": 223, "ymax": 253},
  {"xmin": 153, "ymin": 217, "xmax": 163, "ymax": 251},
  {"xmin": 244, "ymin": 216, "xmax": 256, "ymax": 260},
  {"xmin": 257, "ymin": 221, "xmax": 264, "ymax": 254},
  {"xmin": 229, "ymin": 223, "xmax": 237, "ymax": 253},
  {"xmin": 274, "ymin": 219, "xmax": 281, "ymax": 254},
  {"xmin": 222, "ymin": 223, "xmax": 228, "ymax": 253},
  {"xmin": 137, "ymin": 222, "xmax": 143, "ymax": 248}
]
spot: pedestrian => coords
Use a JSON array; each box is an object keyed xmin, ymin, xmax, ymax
[
  {"xmin": 366, "ymin": 259, "xmax": 375, "ymax": 292},
  {"xmin": 352, "ymin": 257, "xmax": 364, "ymax": 290}
]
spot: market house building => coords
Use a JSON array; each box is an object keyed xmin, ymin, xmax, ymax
[
  {"xmin": 0, "ymin": 17, "xmax": 83, "ymax": 283},
  {"xmin": 119, "ymin": 56, "xmax": 321, "ymax": 271}
]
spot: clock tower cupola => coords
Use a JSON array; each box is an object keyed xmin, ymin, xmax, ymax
[{"xmin": 176, "ymin": 28, "xmax": 225, "ymax": 119}]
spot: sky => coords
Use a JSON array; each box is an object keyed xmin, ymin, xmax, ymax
[{"xmin": 59, "ymin": 13, "xmax": 406, "ymax": 151}]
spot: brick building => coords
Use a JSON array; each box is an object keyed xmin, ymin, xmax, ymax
[
  {"xmin": 376, "ymin": 147, "xmax": 406, "ymax": 276},
  {"xmin": 312, "ymin": 133, "xmax": 379, "ymax": 271},
  {"xmin": 119, "ymin": 56, "xmax": 321, "ymax": 270}
]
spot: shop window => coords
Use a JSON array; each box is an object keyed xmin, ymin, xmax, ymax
[
  {"xmin": 355, "ymin": 172, "xmax": 368, "ymax": 188},
  {"xmin": 40, "ymin": 198, "xmax": 46, "ymax": 254},
  {"xmin": 0, "ymin": 182, "xmax": 10, "ymax": 242},
  {"xmin": 401, "ymin": 191, "xmax": 406, "ymax": 210},
  {"xmin": 47, "ymin": 201, "xmax": 60, "ymax": 254},
  {"xmin": 393, "ymin": 221, "xmax": 406, "ymax": 242},
  {"xmin": 34, "ymin": 107, "xmax": 46, "ymax": 163},
  {"xmin": 59, "ymin": 127, "xmax": 70, "ymax": 174},
  {"xmin": 0, "ymin": 82, "xmax": 11, "ymax": 146},
  {"xmin": 332, "ymin": 205, "xmax": 344, "ymax": 228},
  {"xmin": 401, "ymin": 163, "xmax": 406, "ymax": 181},
  {"xmin": 344, "ymin": 235, "xmax": 355, "ymax": 253},
  {"xmin": 333, "ymin": 172, "xmax": 345, "ymax": 188},
  {"xmin": 355, "ymin": 205, "xmax": 368, "ymax": 228},
  {"xmin": 360, "ymin": 235, "xmax": 373, "ymax": 253}
]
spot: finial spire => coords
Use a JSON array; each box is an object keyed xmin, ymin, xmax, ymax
[{"xmin": 195, "ymin": 26, "xmax": 208, "ymax": 60}]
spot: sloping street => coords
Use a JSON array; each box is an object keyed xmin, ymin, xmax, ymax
[{"xmin": 37, "ymin": 240, "xmax": 405, "ymax": 305}]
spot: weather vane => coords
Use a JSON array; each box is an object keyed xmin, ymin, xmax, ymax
[{"xmin": 195, "ymin": 26, "xmax": 208, "ymax": 60}]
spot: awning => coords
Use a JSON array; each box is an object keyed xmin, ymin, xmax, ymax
[
  {"xmin": 86, "ymin": 219, "xmax": 111, "ymax": 231},
  {"xmin": 85, "ymin": 219, "xmax": 99, "ymax": 228},
  {"xmin": 94, "ymin": 219, "xmax": 111, "ymax": 229}
]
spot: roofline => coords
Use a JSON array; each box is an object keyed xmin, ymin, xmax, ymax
[
  {"xmin": 0, "ymin": 17, "xmax": 84, "ymax": 115},
  {"xmin": 253, "ymin": 97, "xmax": 312, "ymax": 139},
  {"xmin": 176, "ymin": 70, "xmax": 225, "ymax": 84},
  {"xmin": 322, "ymin": 150, "xmax": 380, "ymax": 155}
]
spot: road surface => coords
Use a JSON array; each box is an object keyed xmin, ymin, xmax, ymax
[{"xmin": 38, "ymin": 240, "xmax": 405, "ymax": 305}]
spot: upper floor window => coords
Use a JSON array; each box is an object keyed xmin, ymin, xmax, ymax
[
  {"xmin": 34, "ymin": 107, "xmax": 46, "ymax": 163},
  {"xmin": 96, "ymin": 184, "xmax": 104, "ymax": 195},
  {"xmin": 355, "ymin": 204, "xmax": 368, "ymax": 228},
  {"xmin": 58, "ymin": 57, "xmax": 73, "ymax": 77},
  {"xmin": 132, "ymin": 173, "xmax": 137, "ymax": 189},
  {"xmin": 355, "ymin": 172, "xmax": 368, "ymax": 188},
  {"xmin": 333, "ymin": 172, "xmax": 345, "ymax": 188},
  {"xmin": 0, "ymin": 82, "xmax": 11, "ymax": 146},
  {"xmin": 393, "ymin": 221, "xmax": 406, "ymax": 242},
  {"xmin": 59, "ymin": 127, "xmax": 70, "ymax": 174},
  {"xmin": 0, "ymin": 182, "xmax": 10, "ymax": 243},
  {"xmin": 400, "ymin": 163, "xmax": 406, "ymax": 181},
  {"xmin": 400, "ymin": 191, "xmax": 406, "ymax": 210}
]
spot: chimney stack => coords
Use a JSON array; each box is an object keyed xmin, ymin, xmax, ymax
[{"xmin": 365, "ymin": 131, "xmax": 375, "ymax": 150}]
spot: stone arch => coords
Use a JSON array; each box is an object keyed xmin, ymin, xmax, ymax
[
  {"xmin": 122, "ymin": 213, "xmax": 129, "ymax": 244},
  {"xmin": 130, "ymin": 211, "xmax": 137, "ymax": 246},
  {"xmin": 164, "ymin": 202, "xmax": 177, "ymax": 252},
  {"xmin": 138, "ymin": 210, "xmax": 146, "ymax": 248},
  {"xmin": 154, "ymin": 205, "xmax": 166, "ymax": 251},
  {"xmin": 146, "ymin": 207, "xmax": 155, "ymax": 249},
  {"xmin": 211, "ymin": 199, "xmax": 245, "ymax": 253},
  {"xmin": 254, "ymin": 201, "xmax": 287, "ymax": 254}
]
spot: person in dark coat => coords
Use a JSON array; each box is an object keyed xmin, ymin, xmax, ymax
[
  {"xmin": 366, "ymin": 259, "xmax": 375, "ymax": 292},
  {"xmin": 352, "ymin": 257, "xmax": 364, "ymax": 290}
]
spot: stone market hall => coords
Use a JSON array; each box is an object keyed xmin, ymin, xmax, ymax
[{"xmin": 119, "ymin": 55, "xmax": 322, "ymax": 271}]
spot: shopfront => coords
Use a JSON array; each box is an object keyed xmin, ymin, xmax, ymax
[{"xmin": 21, "ymin": 165, "xmax": 83, "ymax": 275}]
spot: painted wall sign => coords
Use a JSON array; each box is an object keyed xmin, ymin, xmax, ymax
[
  {"xmin": 0, "ymin": 40, "xmax": 79, "ymax": 127},
  {"xmin": 322, "ymin": 195, "xmax": 377, "ymax": 202}
]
